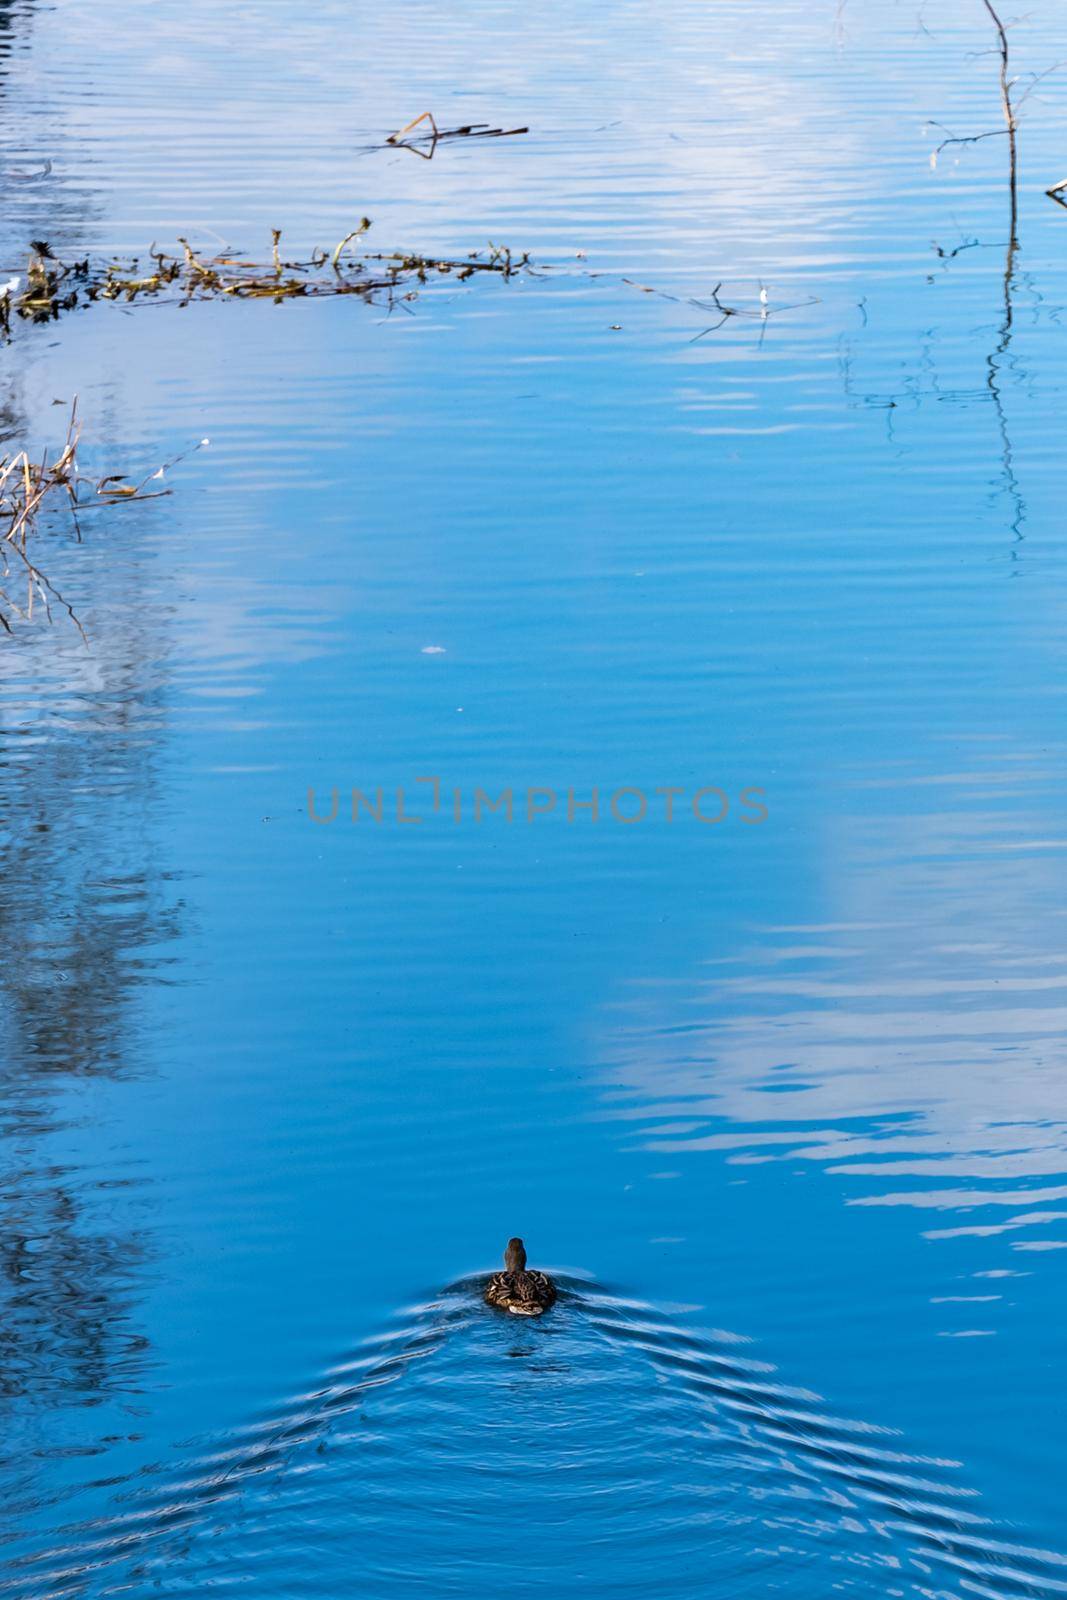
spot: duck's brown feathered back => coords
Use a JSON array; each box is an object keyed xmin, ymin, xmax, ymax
[{"xmin": 485, "ymin": 1239, "xmax": 556, "ymax": 1317}]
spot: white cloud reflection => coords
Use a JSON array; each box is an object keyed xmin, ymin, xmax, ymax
[{"xmin": 600, "ymin": 767, "xmax": 1067, "ymax": 1260}]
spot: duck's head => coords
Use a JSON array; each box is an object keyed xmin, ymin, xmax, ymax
[{"xmin": 504, "ymin": 1237, "xmax": 527, "ymax": 1272}]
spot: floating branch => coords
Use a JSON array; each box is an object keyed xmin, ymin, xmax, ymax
[
  {"xmin": 615, "ymin": 275, "xmax": 818, "ymax": 343},
  {"xmin": 686, "ymin": 282, "xmax": 819, "ymax": 343},
  {"xmin": 0, "ymin": 227, "xmax": 533, "ymax": 338},
  {"xmin": 0, "ymin": 402, "xmax": 206, "ymax": 638},
  {"xmin": 384, "ymin": 111, "xmax": 528, "ymax": 159}
]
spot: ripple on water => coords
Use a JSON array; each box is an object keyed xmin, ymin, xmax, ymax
[{"xmin": 5, "ymin": 1282, "xmax": 1067, "ymax": 1600}]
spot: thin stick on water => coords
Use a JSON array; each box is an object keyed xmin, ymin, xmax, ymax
[
  {"xmin": 387, "ymin": 110, "xmax": 440, "ymax": 145},
  {"xmin": 0, "ymin": 403, "xmax": 208, "ymax": 640},
  {"xmin": 980, "ymin": 0, "xmax": 1018, "ymax": 244},
  {"xmin": 970, "ymin": 1, "xmax": 1025, "ymax": 546},
  {"xmin": 381, "ymin": 111, "xmax": 527, "ymax": 160}
]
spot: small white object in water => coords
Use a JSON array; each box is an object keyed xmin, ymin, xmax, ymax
[{"xmin": 422, "ymin": 645, "xmax": 446, "ymax": 654}]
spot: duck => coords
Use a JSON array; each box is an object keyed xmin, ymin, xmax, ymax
[{"xmin": 484, "ymin": 1237, "xmax": 556, "ymax": 1317}]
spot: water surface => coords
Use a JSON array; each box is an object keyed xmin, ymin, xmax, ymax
[{"xmin": 1, "ymin": 0, "xmax": 1066, "ymax": 1594}]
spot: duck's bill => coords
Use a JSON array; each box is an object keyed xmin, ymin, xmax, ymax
[{"xmin": 506, "ymin": 1303, "xmax": 545, "ymax": 1317}]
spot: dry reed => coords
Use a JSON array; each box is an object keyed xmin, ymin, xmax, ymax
[
  {"xmin": 0, "ymin": 225, "xmax": 532, "ymax": 336},
  {"xmin": 0, "ymin": 402, "xmax": 203, "ymax": 639}
]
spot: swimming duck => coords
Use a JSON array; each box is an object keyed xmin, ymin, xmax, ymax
[{"xmin": 484, "ymin": 1237, "xmax": 556, "ymax": 1317}]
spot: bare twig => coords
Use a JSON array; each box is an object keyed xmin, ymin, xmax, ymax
[
  {"xmin": 383, "ymin": 111, "xmax": 528, "ymax": 160},
  {"xmin": 686, "ymin": 281, "xmax": 818, "ymax": 343},
  {"xmin": 0, "ymin": 404, "xmax": 206, "ymax": 639},
  {"xmin": 932, "ymin": 235, "xmax": 983, "ymax": 257},
  {"xmin": 970, "ymin": 2, "xmax": 1025, "ymax": 549},
  {"xmin": 980, "ymin": 0, "xmax": 1018, "ymax": 242},
  {"xmin": 613, "ymin": 273, "xmax": 816, "ymax": 343},
  {"xmin": 929, "ymin": 120, "xmax": 1008, "ymax": 156},
  {"xmin": 387, "ymin": 110, "xmax": 440, "ymax": 145},
  {"xmin": 1013, "ymin": 60, "xmax": 1067, "ymax": 111}
]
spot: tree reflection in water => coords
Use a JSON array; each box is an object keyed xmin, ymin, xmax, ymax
[{"xmin": 0, "ymin": 1, "xmax": 181, "ymax": 1509}]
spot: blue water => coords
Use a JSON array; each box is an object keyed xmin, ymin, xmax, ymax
[{"xmin": 2, "ymin": 0, "xmax": 1067, "ymax": 1593}]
